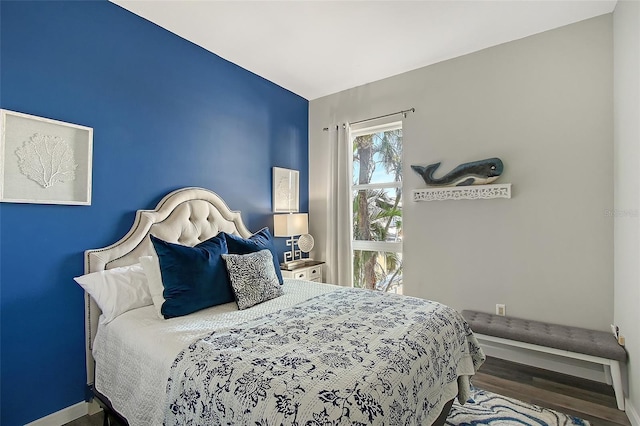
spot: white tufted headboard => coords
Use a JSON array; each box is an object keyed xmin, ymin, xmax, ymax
[{"xmin": 83, "ymin": 187, "xmax": 253, "ymax": 387}]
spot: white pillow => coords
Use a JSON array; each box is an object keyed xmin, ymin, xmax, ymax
[
  {"xmin": 74, "ymin": 263, "xmax": 152, "ymax": 324},
  {"xmin": 139, "ymin": 255, "xmax": 166, "ymax": 319}
]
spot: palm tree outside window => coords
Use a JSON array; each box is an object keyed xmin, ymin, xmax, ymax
[{"xmin": 350, "ymin": 121, "xmax": 402, "ymax": 293}]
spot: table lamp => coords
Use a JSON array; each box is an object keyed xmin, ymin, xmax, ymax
[{"xmin": 273, "ymin": 213, "xmax": 309, "ymax": 268}]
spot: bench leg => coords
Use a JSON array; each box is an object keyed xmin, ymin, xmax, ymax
[
  {"xmin": 604, "ymin": 364, "xmax": 613, "ymax": 385},
  {"xmin": 610, "ymin": 360, "xmax": 625, "ymax": 411}
]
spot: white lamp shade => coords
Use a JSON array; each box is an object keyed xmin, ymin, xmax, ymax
[{"xmin": 273, "ymin": 213, "xmax": 308, "ymax": 237}]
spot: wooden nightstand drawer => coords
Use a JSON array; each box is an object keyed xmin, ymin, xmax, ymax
[
  {"xmin": 281, "ymin": 261, "xmax": 325, "ymax": 283},
  {"xmin": 293, "ymin": 270, "xmax": 308, "ymax": 280},
  {"xmin": 307, "ymin": 266, "xmax": 321, "ymax": 281}
]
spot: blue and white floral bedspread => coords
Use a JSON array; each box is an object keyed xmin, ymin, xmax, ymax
[{"xmin": 164, "ymin": 288, "xmax": 485, "ymax": 425}]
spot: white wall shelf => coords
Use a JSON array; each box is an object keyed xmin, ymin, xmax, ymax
[{"xmin": 412, "ymin": 183, "xmax": 511, "ymax": 201}]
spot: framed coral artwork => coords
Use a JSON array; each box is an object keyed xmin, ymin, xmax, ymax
[{"xmin": 0, "ymin": 109, "xmax": 93, "ymax": 205}]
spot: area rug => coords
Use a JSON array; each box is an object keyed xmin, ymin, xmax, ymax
[{"xmin": 446, "ymin": 387, "xmax": 590, "ymax": 425}]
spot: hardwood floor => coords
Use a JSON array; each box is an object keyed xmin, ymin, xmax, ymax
[
  {"xmin": 473, "ymin": 356, "xmax": 631, "ymax": 426},
  {"xmin": 65, "ymin": 356, "xmax": 632, "ymax": 426}
]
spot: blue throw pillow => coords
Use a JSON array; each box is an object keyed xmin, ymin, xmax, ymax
[
  {"xmin": 224, "ymin": 227, "xmax": 284, "ymax": 284},
  {"xmin": 150, "ymin": 234, "xmax": 233, "ymax": 318}
]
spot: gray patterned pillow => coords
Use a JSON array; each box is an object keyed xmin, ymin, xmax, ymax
[{"xmin": 222, "ymin": 249, "xmax": 284, "ymax": 310}]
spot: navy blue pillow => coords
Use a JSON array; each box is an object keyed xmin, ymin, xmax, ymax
[
  {"xmin": 224, "ymin": 228, "xmax": 284, "ymax": 285},
  {"xmin": 150, "ymin": 234, "xmax": 233, "ymax": 318}
]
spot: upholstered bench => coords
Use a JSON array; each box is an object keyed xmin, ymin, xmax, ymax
[{"xmin": 461, "ymin": 310, "xmax": 627, "ymax": 410}]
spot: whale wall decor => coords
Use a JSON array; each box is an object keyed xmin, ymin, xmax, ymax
[{"xmin": 411, "ymin": 157, "xmax": 504, "ymax": 187}]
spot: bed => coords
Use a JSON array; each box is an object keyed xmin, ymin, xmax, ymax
[{"xmin": 78, "ymin": 187, "xmax": 485, "ymax": 425}]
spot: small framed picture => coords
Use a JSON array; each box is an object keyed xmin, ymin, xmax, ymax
[
  {"xmin": 0, "ymin": 109, "xmax": 93, "ymax": 205},
  {"xmin": 272, "ymin": 167, "xmax": 299, "ymax": 212}
]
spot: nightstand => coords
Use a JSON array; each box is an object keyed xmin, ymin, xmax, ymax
[{"xmin": 281, "ymin": 261, "xmax": 325, "ymax": 283}]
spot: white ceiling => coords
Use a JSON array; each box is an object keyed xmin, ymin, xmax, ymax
[{"xmin": 111, "ymin": 0, "xmax": 617, "ymax": 100}]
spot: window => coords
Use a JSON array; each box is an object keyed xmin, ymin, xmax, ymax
[{"xmin": 350, "ymin": 121, "xmax": 402, "ymax": 293}]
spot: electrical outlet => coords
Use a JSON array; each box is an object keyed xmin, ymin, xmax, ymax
[{"xmin": 496, "ymin": 304, "xmax": 506, "ymax": 316}]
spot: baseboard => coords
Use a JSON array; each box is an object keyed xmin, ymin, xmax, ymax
[
  {"xmin": 88, "ymin": 398, "xmax": 103, "ymax": 415},
  {"xmin": 25, "ymin": 401, "xmax": 88, "ymax": 426},
  {"xmin": 627, "ymin": 399, "xmax": 640, "ymax": 426}
]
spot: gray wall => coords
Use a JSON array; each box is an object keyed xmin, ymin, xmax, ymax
[
  {"xmin": 613, "ymin": 0, "xmax": 640, "ymax": 420},
  {"xmin": 310, "ymin": 15, "xmax": 613, "ymax": 331}
]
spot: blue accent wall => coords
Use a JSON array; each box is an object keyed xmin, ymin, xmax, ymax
[{"xmin": 0, "ymin": 1, "xmax": 308, "ymax": 424}]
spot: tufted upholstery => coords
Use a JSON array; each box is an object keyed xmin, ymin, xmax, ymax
[
  {"xmin": 87, "ymin": 189, "xmax": 252, "ymax": 273},
  {"xmin": 461, "ymin": 310, "xmax": 626, "ymax": 361},
  {"xmin": 150, "ymin": 200, "xmax": 242, "ymax": 247}
]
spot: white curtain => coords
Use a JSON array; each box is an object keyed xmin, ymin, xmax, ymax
[{"xmin": 325, "ymin": 124, "xmax": 353, "ymax": 286}]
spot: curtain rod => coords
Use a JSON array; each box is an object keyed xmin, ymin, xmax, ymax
[{"xmin": 322, "ymin": 107, "xmax": 415, "ymax": 131}]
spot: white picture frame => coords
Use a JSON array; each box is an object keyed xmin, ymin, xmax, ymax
[
  {"xmin": 272, "ymin": 167, "xmax": 299, "ymax": 212},
  {"xmin": 0, "ymin": 109, "xmax": 93, "ymax": 205}
]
